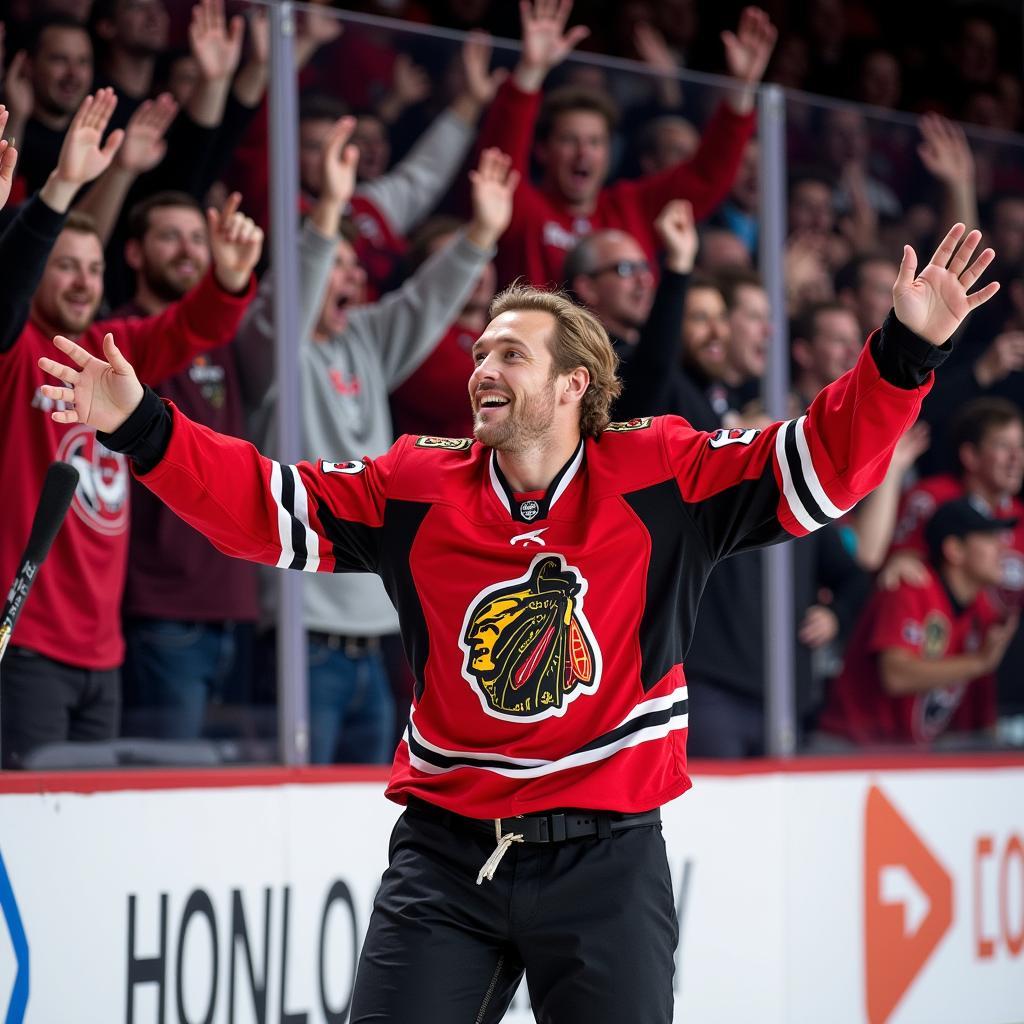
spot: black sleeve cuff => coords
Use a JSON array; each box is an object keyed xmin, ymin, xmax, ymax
[
  {"xmin": 97, "ymin": 386, "xmax": 172, "ymax": 474},
  {"xmin": 870, "ymin": 309, "xmax": 952, "ymax": 389}
]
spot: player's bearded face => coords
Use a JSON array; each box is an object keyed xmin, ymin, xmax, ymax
[{"xmin": 472, "ymin": 373, "xmax": 558, "ymax": 451}]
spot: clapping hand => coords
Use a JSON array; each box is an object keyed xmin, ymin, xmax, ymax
[
  {"xmin": 38, "ymin": 333, "xmax": 144, "ymax": 435},
  {"xmin": 466, "ymin": 148, "xmax": 520, "ymax": 249},
  {"xmin": 208, "ymin": 192, "xmax": 264, "ymax": 293},
  {"xmin": 893, "ymin": 223, "xmax": 999, "ymax": 345}
]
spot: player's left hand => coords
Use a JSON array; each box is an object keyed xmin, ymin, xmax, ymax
[
  {"xmin": 893, "ymin": 223, "xmax": 999, "ymax": 345},
  {"xmin": 209, "ymin": 192, "xmax": 264, "ymax": 293}
]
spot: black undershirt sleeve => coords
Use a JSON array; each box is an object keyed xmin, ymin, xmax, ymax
[
  {"xmin": 871, "ymin": 309, "xmax": 951, "ymax": 389},
  {"xmin": 0, "ymin": 194, "xmax": 69, "ymax": 353},
  {"xmin": 97, "ymin": 386, "xmax": 172, "ymax": 474}
]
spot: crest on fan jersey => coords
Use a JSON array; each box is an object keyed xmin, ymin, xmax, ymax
[
  {"xmin": 459, "ymin": 554, "xmax": 602, "ymax": 722},
  {"xmin": 55, "ymin": 425, "xmax": 128, "ymax": 536}
]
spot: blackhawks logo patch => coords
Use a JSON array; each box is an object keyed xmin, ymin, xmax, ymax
[
  {"xmin": 459, "ymin": 554, "xmax": 602, "ymax": 721},
  {"xmin": 604, "ymin": 417, "xmax": 652, "ymax": 433},
  {"xmin": 415, "ymin": 435, "xmax": 473, "ymax": 451}
]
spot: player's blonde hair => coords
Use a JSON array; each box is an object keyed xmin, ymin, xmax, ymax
[{"xmin": 488, "ymin": 283, "xmax": 622, "ymax": 438}]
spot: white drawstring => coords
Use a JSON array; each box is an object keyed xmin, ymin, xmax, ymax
[{"xmin": 476, "ymin": 819, "xmax": 524, "ymax": 885}]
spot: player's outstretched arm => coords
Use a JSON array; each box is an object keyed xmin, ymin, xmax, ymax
[
  {"xmin": 38, "ymin": 334, "xmax": 394, "ymax": 575},
  {"xmin": 667, "ymin": 224, "xmax": 999, "ymax": 559}
]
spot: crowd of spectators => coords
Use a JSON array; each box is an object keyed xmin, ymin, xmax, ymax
[{"xmin": 0, "ymin": 0, "xmax": 1022, "ymax": 769}]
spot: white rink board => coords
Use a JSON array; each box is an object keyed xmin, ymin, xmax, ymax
[{"xmin": 0, "ymin": 763, "xmax": 1022, "ymax": 1024}]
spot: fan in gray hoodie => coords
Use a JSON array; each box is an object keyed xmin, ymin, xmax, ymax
[{"xmin": 235, "ymin": 122, "xmax": 519, "ymax": 763}]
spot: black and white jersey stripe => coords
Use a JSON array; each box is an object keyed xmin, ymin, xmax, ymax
[
  {"xmin": 775, "ymin": 416, "xmax": 855, "ymax": 533},
  {"xmin": 270, "ymin": 461, "xmax": 321, "ymax": 572},
  {"xmin": 404, "ymin": 686, "xmax": 688, "ymax": 777}
]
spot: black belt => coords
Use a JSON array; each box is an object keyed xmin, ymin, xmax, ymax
[
  {"xmin": 307, "ymin": 631, "xmax": 382, "ymax": 655},
  {"xmin": 406, "ymin": 795, "xmax": 661, "ymax": 844}
]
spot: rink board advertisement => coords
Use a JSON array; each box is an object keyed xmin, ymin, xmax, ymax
[{"xmin": 0, "ymin": 759, "xmax": 1022, "ymax": 1024}]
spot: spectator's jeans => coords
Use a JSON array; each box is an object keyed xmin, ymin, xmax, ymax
[
  {"xmin": 123, "ymin": 618, "xmax": 237, "ymax": 740},
  {"xmin": 308, "ymin": 638, "xmax": 395, "ymax": 765},
  {"xmin": 0, "ymin": 646, "xmax": 119, "ymax": 768}
]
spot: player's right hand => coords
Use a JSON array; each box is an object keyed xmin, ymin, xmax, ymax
[{"xmin": 38, "ymin": 333, "xmax": 144, "ymax": 434}]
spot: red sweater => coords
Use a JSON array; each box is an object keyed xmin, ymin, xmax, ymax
[
  {"xmin": 0, "ymin": 271, "xmax": 255, "ymax": 669},
  {"xmin": 390, "ymin": 321, "xmax": 477, "ymax": 440},
  {"xmin": 477, "ymin": 78, "xmax": 755, "ymax": 287}
]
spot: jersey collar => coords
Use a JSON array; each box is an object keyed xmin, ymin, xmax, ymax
[{"xmin": 488, "ymin": 439, "xmax": 585, "ymax": 523}]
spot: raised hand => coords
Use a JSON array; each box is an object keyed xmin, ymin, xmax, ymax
[
  {"xmin": 3, "ymin": 49, "xmax": 33, "ymax": 127},
  {"xmin": 320, "ymin": 115, "xmax": 359, "ymax": 208},
  {"xmin": 248, "ymin": 8, "xmax": 270, "ymax": 67},
  {"xmin": 918, "ymin": 113, "xmax": 975, "ymax": 186},
  {"xmin": 38, "ymin": 333, "xmax": 144, "ymax": 434},
  {"xmin": 467, "ymin": 148, "xmax": 520, "ymax": 249},
  {"xmin": 393, "ymin": 54, "xmax": 431, "ymax": 107},
  {"xmin": 208, "ymin": 192, "xmax": 264, "ymax": 293},
  {"xmin": 295, "ymin": 3, "xmax": 343, "ymax": 61},
  {"xmin": 460, "ymin": 32, "xmax": 508, "ymax": 110},
  {"xmin": 722, "ymin": 7, "xmax": 777, "ymax": 86},
  {"xmin": 42, "ymin": 89, "xmax": 124, "ymax": 212},
  {"xmin": 190, "ymin": 0, "xmax": 245, "ymax": 82},
  {"xmin": 974, "ymin": 330, "xmax": 1024, "ymax": 387},
  {"xmin": 893, "ymin": 223, "xmax": 999, "ymax": 345},
  {"xmin": 655, "ymin": 200, "xmax": 698, "ymax": 274},
  {"xmin": 515, "ymin": 0, "xmax": 590, "ymax": 92},
  {"xmin": 0, "ymin": 106, "xmax": 17, "ymax": 210},
  {"xmin": 115, "ymin": 92, "xmax": 179, "ymax": 174}
]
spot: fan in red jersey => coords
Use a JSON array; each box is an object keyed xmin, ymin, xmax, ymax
[
  {"xmin": 0, "ymin": 90, "xmax": 261, "ymax": 768},
  {"xmin": 817, "ymin": 496, "xmax": 1018, "ymax": 747},
  {"xmin": 39, "ymin": 221, "xmax": 996, "ymax": 1023},
  {"xmin": 476, "ymin": 1, "xmax": 776, "ymax": 288}
]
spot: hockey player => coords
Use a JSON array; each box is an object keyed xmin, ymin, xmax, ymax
[{"xmin": 38, "ymin": 222, "xmax": 996, "ymax": 1022}]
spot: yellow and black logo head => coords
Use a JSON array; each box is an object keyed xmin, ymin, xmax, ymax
[{"xmin": 459, "ymin": 554, "xmax": 601, "ymax": 721}]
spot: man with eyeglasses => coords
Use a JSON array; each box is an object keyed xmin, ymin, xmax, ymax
[{"xmin": 565, "ymin": 202, "xmax": 696, "ymax": 378}]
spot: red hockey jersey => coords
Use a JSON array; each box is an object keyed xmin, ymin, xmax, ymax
[
  {"xmin": 817, "ymin": 567, "xmax": 999, "ymax": 745},
  {"xmin": 891, "ymin": 473, "xmax": 1024, "ymax": 610},
  {"xmin": 0, "ymin": 271, "xmax": 254, "ymax": 669},
  {"xmin": 121, "ymin": 331, "xmax": 929, "ymax": 816}
]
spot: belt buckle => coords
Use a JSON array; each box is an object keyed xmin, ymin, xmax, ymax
[{"xmin": 345, "ymin": 636, "xmax": 362, "ymax": 657}]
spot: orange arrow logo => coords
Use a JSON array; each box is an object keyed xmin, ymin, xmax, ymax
[{"xmin": 865, "ymin": 785, "xmax": 953, "ymax": 1024}]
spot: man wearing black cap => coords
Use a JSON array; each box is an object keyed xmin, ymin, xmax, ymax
[{"xmin": 818, "ymin": 497, "xmax": 1020, "ymax": 746}]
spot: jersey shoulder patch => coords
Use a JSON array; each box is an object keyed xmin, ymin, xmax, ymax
[
  {"xmin": 603, "ymin": 417, "xmax": 653, "ymax": 433},
  {"xmin": 414, "ymin": 435, "xmax": 474, "ymax": 452}
]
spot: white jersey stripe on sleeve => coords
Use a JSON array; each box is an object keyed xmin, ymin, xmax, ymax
[
  {"xmin": 288, "ymin": 465, "xmax": 321, "ymax": 573},
  {"xmin": 270, "ymin": 461, "xmax": 296, "ymax": 569},
  {"xmin": 793, "ymin": 415, "xmax": 855, "ymax": 520},
  {"xmin": 774, "ymin": 420, "xmax": 821, "ymax": 533}
]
